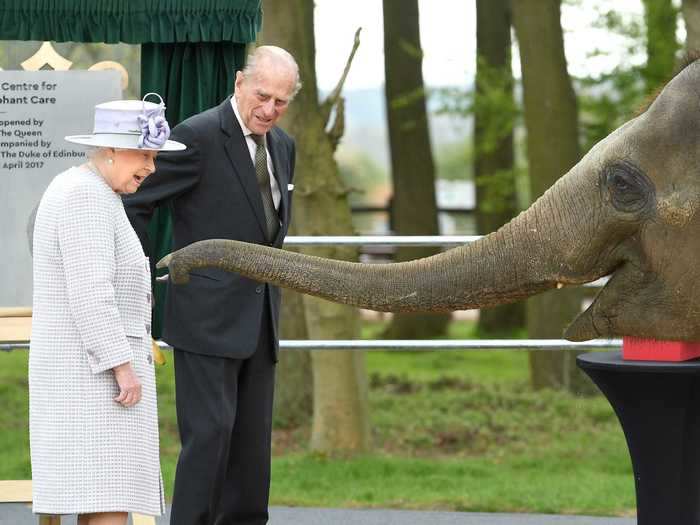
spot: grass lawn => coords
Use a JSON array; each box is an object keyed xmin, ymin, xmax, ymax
[{"xmin": 0, "ymin": 319, "xmax": 635, "ymax": 516}]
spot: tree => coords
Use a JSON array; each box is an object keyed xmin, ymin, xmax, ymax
[
  {"xmin": 576, "ymin": 8, "xmax": 646, "ymax": 153},
  {"xmin": 682, "ymin": 0, "xmax": 700, "ymax": 51},
  {"xmin": 512, "ymin": 0, "xmax": 588, "ymax": 391},
  {"xmin": 474, "ymin": 0, "xmax": 524, "ymax": 336},
  {"xmin": 642, "ymin": 0, "xmax": 680, "ymax": 93},
  {"xmin": 381, "ymin": 0, "xmax": 451, "ymax": 339},
  {"xmin": 260, "ymin": 0, "xmax": 370, "ymax": 452}
]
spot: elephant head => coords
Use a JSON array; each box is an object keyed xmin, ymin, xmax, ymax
[{"xmin": 158, "ymin": 58, "xmax": 700, "ymax": 342}]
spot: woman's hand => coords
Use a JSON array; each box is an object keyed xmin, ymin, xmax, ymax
[{"xmin": 112, "ymin": 362, "xmax": 142, "ymax": 407}]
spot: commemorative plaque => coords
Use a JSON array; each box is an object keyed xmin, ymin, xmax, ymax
[{"xmin": 0, "ymin": 70, "xmax": 122, "ymax": 306}]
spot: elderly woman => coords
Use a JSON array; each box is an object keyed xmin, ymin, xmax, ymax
[{"xmin": 29, "ymin": 94, "xmax": 184, "ymax": 525}]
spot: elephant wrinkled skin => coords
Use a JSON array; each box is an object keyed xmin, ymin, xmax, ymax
[{"xmin": 157, "ymin": 59, "xmax": 700, "ymax": 343}]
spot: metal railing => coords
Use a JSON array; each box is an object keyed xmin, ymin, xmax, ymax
[
  {"xmin": 0, "ymin": 235, "xmax": 617, "ymax": 353},
  {"xmin": 284, "ymin": 235, "xmax": 481, "ymax": 246},
  {"xmin": 1, "ymin": 339, "xmax": 622, "ymax": 352}
]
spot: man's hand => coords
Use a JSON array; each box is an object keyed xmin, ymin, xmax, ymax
[{"xmin": 113, "ymin": 362, "xmax": 142, "ymax": 407}]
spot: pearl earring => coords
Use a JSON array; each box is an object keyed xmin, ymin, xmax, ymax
[{"xmin": 106, "ymin": 158, "xmax": 114, "ymax": 165}]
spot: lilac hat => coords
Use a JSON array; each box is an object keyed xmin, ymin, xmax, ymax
[{"xmin": 65, "ymin": 93, "xmax": 185, "ymax": 152}]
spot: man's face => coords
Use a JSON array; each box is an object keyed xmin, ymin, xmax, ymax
[{"xmin": 234, "ymin": 63, "xmax": 295, "ymax": 135}]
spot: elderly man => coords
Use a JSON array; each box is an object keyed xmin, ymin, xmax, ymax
[{"xmin": 124, "ymin": 46, "xmax": 300, "ymax": 525}]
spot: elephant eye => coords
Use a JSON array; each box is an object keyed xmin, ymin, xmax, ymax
[{"xmin": 604, "ymin": 162, "xmax": 653, "ymax": 214}]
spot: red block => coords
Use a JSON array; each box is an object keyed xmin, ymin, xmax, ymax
[{"xmin": 623, "ymin": 337, "xmax": 700, "ymax": 362}]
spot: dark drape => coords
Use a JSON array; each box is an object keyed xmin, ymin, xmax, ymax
[
  {"xmin": 0, "ymin": 0, "xmax": 261, "ymax": 43},
  {"xmin": 141, "ymin": 42, "xmax": 247, "ymax": 336}
]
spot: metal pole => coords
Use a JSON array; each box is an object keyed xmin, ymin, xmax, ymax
[
  {"xmin": 2, "ymin": 339, "xmax": 622, "ymax": 352},
  {"xmin": 284, "ymin": 235, "xmax": 481, "ymax": 247},
  {"xmin": 272, "ymin": 339, "xmax": 622, "ymax": 351}
]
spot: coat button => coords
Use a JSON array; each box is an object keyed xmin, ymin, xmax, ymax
[
  {"xmin": 145, "ymin": 322, "xmax": 151, "ymax": 334},
  {"xmin": 255, "ymin": 285, "xmax": 263, "ymax": 294},
  {"xmin": 147, "ymin": 354, "xmax": 153, "ymax": 364}
]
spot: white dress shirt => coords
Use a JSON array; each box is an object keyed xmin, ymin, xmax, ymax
[{"xmin": 231, "ymin": 96, "xmax": 281, "ymax": 210}]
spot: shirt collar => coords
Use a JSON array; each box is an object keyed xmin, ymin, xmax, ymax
[{"xmin": 231, "ymin": 94, "xmax": 256, "ymax": 139}]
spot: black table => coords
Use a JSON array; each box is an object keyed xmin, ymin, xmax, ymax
[{"xmin": 577, "ymin": 351, "xmax": 700, "ymax": 525}]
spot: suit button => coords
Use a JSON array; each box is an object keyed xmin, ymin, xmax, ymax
[
  {"xmin": 147, "ymin": 354, "xmax": 153, "ymax": 364},
  {"xmin": 256, "ymin": 285, "xmax": 263, "ymax": 294},
  {"xmin": 145, "ymin": 322, "xmax": 151, "ymax": 334}
]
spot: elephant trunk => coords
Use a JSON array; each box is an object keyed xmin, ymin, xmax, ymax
[{"xmin": 161, "ymin": 172, "xmax": 604, "ymax": 313}]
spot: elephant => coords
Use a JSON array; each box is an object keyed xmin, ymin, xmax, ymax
[{"xmin": 157, "ymin": 57, "xmax": 700, "ymax": 344}]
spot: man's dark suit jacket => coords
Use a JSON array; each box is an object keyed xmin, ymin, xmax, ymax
[{"xmin": 124, "ymin": 97, "xmax": 295, "ymax": 359}]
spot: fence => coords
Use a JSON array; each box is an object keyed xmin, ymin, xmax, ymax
[{"xmin": 0, "ymin": 235, "xmax": 617, "ymax": 351}]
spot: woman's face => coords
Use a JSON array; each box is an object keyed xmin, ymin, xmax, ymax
[{"xmin": 106, "ymin": 148, "xmax": 157, "ymax": 194}]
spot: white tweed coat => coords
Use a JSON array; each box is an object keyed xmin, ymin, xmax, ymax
[{"xmin": 29, "ymin": 165, "xmax": 164, "ymax": 516}]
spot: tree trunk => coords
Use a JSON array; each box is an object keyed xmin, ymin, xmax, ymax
[
  {"xmin": 512, "ymin": 0, "xmax": 589, "ymax": 392},
  {"xmin": 381, "ymin": 0, "xmax": 451, "ymax": 339},
  {"xmin": 260, "ymin": 0, "xmax": 371, "ymax": 452},
  {"xmin": 682, "ymin": 0, "xmax": 700, "ymax": 52},
  {"xmin": 256, "ymin": 20, "xmax": 313, "ymax": 433},
  {"xmin": 474, "ymin": 0, "xmax": 524, "ymax": 336},
  {"xmin": 642, "ymin": 0, "xmax": 680, "ymax": 93}
]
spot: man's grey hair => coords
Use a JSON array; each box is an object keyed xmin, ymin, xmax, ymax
[{"xmin": 241, "ymin": 45, "xmax": 302, "ymax": 99}]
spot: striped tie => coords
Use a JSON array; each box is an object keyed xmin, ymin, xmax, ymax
[{"xmin": 250, "ymin": 134, "xmax": 279, "ymax": 240}]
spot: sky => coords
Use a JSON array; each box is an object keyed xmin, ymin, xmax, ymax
[{"xmin": 313, "ymin": 0, "xmax": 661, "ymax": 92}]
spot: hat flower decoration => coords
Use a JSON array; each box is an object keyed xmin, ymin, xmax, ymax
[{"xmin": 137, "ymin": 93, "xmax": 171, "ymax": 149}]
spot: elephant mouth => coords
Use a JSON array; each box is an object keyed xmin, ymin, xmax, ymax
[
  {"xmin": 565, "ymin": 274, "xmax": 616, "ymax": 341},
  {"xmin": 563, "ymin": 256, "xmax": 649, "ymax": 341}
]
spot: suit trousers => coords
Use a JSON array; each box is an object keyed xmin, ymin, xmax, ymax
[{"xmin": 170, "ymin": 301, "xmax": 276, "ymax": 525}]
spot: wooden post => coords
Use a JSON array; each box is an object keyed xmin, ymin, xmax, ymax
[
  {"xmin": 0, "ymin": 308, "xmax": 32, "ymax": 343},
  {"xmin": 132, "ymin": 514, "xmax": 156, "ymax": 524}
]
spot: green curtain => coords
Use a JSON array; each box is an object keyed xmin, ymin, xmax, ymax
[
  {"xmin": 141, "ymin": 42, "xmax": 247, "ymax": 337},
  {"xmin": 0, "ymin": 0, "xmax": 261, "ymax": 43}
]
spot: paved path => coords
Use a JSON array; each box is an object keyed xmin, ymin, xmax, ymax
[{"xmin": 0, "ymin": 504, "xmax": 636, "ymax": 525}]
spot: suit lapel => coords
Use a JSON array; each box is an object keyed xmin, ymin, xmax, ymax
[
  {"xmin": 219, "ymin": 98, "xmax": 268, "ymax": 239},
  {"xmin": 267, "ymin": 127, "xmax": 289, "ymax": 245}
]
